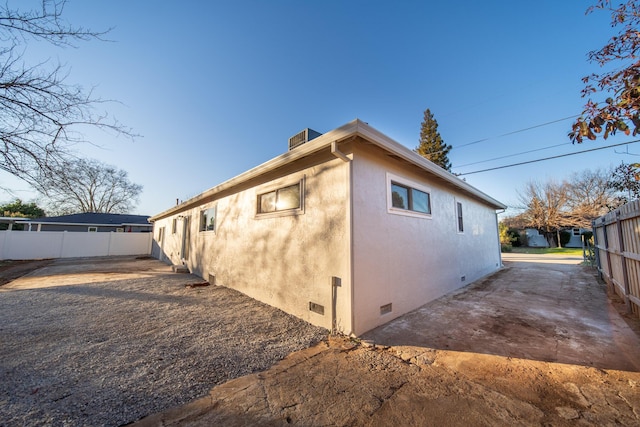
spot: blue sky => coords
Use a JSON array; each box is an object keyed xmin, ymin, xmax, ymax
[{"xmin": 2, "ymin": 0, "xmax": 636, "ymax": 217}]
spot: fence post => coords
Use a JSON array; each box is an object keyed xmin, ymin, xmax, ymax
[
  {"xmin": 592, "ymin": 219, "xmax": 601, "ymax": 277},
  {"xmin": 601, "ymin": 218, "xmax": 614, "ymax": 294},
  {"xmin": 615, "ymin": 211, "xmax": 632, "ymax": 313}
]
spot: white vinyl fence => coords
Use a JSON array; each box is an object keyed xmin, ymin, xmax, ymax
[{"xmin": 0, "ymin": 231, "xmax": 152, "ymax": 260}]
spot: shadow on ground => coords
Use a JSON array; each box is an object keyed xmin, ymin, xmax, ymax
[{"xmin": 363, "ymin": 254, "xmax": 640, "ymax": 372}]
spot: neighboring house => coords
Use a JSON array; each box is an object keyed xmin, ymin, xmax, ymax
[
  {"xmin": 20, "ymin": 213, "xmax": 152, "ymax": 233},
  {"xmin": 564, "ymin": 227, "xmax": 590, "ymax": 248},
  {"xmin": 524, "ymin": 229, "xmax": 549, "ymax": 247},
  {"xmin": 150, "ymin": 120, "xmax": 506, "ymax": 336},
  {"xmin": 0, "ymin": 217, "xmax": 28, "ymax": 231}
]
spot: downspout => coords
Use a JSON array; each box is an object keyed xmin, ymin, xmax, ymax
[
  {"xmin": 496, "ymin": 209, "xmax": 505, "ymax": 267},
  {"xmin": 330, "ymin": 140, "xmax": 352, "ymax": 334},
  {"xmin": 331, "ymin": 141, "xmax": 350, "ymax": 163}
]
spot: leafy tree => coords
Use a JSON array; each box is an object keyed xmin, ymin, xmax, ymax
[
  {"xmin": 499, "ymin": 221, "xmax": 516, "ymax": 251},
  {"xmin": 0, "ymin": 199, "xmax": 45, "ymax": 218},
  {"xmin": 36, "ymin": 158, "xmax": 142, "ymax": 214},
  {"xmin": 415, "ymin": 108, "xmax": 452, "ymax": 171},
  {"xmin": 609, "ymin": 161, "xmax": 640, "ymax": 202},
  {"xmin": 570, "ymin": 0, "xmax": 640, "ymax": 142},
  {"xmin": 0, "ymin": 0, "xmax": 132, "ymax": 186}
]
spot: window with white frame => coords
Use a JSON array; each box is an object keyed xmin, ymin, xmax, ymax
[
  {"xmin": 456, "ymin": 202, "xmax": 464, "ymax": 232},
  {"xmin": 257, "ymin": 181, "xmax": 302, "ymax": 214},
  {"xmin": 88, "ymin": 226, "xmax": 98, "ymax": 232},
  {"xmin": 199, "ymin": 206, "xmax": 216, "ymax": 232},
  {"xmin": 387, "ymin": 173, "xmax": 431, "ymax": 217}
]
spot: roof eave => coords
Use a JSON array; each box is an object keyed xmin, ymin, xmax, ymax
[
  {"xmin": 150, "ymin": 119, "xmax": 505, "ymax": 221},
  {"xmin": 350, "ymin": 120, "xmax": 507, "ymax": 210}
]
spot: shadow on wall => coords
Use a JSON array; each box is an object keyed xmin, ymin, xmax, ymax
[{"xmin": 187, "ymin": 163, "xmax": 346, "ymax": 323}]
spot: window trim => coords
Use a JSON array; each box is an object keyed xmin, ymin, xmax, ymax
[
  {"xmin": 386, "ymin": 173, "xmax": 432, "ymax": 219},
  {"xmin": 256, "ymin": 178, "xmax": 305, "ymax": 219},
  {"xmin": 87, "ymin": 226, "xmax": 98, "ymax": 232},
  {"xmin": 199, "ymin": 205, "xmax": 217, "ymax": 232},
  {"xmin": 456, "ymin": 201, "xmax": 464, "ymax": 233}
]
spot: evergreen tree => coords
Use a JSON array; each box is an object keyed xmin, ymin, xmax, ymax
[
  {"xmin": 0, "ymin": 199, "xmax": 45, "ymax": 218},
  {"xmin": 415, "ymin": 108, "xmax": 452, "ymax": 171}
]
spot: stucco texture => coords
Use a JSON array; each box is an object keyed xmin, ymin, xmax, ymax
[
  {"xmin": 351, "ymin": 144, "xmax": 501, "ymax": 334},
  {"xmin": 153, "ymin": 153, "xmax": 352, "ymax": 332},
  {"xmin": 151, "ymin": 134, "xmax": 501, "ymax": 336}
]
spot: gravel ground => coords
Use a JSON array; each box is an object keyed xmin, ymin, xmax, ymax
[{"xmin": 0, "ymin": 258, "xmax": 327, "ymax": 426}]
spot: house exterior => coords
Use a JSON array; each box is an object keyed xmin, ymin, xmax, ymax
[
  {"xmin": 150, "ymin": 120, "xmax": 506, "ymax": 335},
  {"xmin": 565, "ymin": 227, "xmax": 589, "ymax": 248},
  {"xmin": 20, "ymin": 213, "xmax": 152, "ymax": 233},
  {"xmin": 524, "ymin": 229, "xmax": 549, "ymax": 247}
]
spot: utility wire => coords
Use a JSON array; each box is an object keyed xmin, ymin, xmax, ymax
[
  {"xmin": 455, "ymin": 142, "xmax": 571, "ymax": 168},
  {"xmin": 451, "ymin": 114, "xmax": 580, "ymax": 151},
  {"xmin": 456, "ymin": 139, "xmax": 640, "ymax": 176}
]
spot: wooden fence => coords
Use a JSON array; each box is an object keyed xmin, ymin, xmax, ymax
[{"xmin": 593, "ymin": 199, "xmax": 640, "ymax": 315}]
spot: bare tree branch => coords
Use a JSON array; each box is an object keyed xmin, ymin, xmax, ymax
[
  {"xmin": 0, "ymin": 0, "xmax": 133, "ymax": 188},
  {"xmin": 37, "ymin": 158, "xmax": 141, "ymax": 214}
]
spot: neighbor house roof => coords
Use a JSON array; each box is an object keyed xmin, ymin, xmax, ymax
[
  {"xmin": 27, "ymin": 213, "xmax": 151, "ymax": 227},
  {"xmin": 151, "ymin": 119, "xmax": 506, "ymax": 221}
]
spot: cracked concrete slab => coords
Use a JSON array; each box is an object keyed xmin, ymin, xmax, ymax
[
  {"xmin": 363, "ymin": 253, "xmax": 640, "ymax": 372},
  {"xmin": 132, "ymin": 254, "xmax": 640, "ymax": 426}
]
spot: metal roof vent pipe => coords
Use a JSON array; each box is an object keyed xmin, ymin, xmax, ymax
[{"xmin": 288, "ymin": 128, "xmax": 322, "ymax": 151}]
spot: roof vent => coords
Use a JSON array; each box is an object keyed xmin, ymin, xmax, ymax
[{"xmin": 289, "ymin": 128, "xmax": 322, "ymax": 151}]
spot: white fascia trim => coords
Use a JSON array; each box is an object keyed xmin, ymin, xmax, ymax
[
  {"xmin": 350, "ymin": 120, "xmax": 506, "ymax": 210},
  {"xmin": 151, "ymin": 119, "xmax": 505, "ymax": 221}
]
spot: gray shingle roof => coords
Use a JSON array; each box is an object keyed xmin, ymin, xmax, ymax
[{"xmin": 30, "ymin": 213, "xmax": 151, "ymax": 225}]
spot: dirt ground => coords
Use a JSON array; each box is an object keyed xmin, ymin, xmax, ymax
[
  {"xmin": 0, "ymin": 257, "xmax": 326, "ymax": 426},
  {"xmin": 3, "ymin": 255, "xmax": 640, "ymax": 426},
  {"xmin": 133, "ymin": 254, "xmax": 640, "ymax": 426}
]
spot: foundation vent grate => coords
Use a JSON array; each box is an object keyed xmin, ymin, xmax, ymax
[
  {"xmin": 380, "ymin": 303, "xmax": 392, "ymax": 315},
  {"xmin": 309, "ymin": 302, "xmax": 325, "ymax": 315}
]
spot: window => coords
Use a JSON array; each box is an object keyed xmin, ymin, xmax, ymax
[
  {"xmin": 199, "ymin": 206, "xmax": 216, "ymax": 232},
  {"xmin": 456, "ymin": 202, "xmax": 464, "ymax": 232},
  {"xmin": 572, "ymin": 228, "xmax": 580, "ymax": 236},
  {"xmin": 172, "ymin": 218, "xmax": 177, "ymax": 234},
  {"xmin": 258, "ymin": 182, "xmax": 302, "ymax": 214},
  {"xmin": 88, "ymin": 226, "xmax": 98, "ymax": 232},
  {"xmin": 390, "ymin": 181, "xmax": 431, "ymax": 214}
]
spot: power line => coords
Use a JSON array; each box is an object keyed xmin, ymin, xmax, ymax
[
  {"xmin": 455, "ymin": 142, "xmax": 570, "ymax": 168},
  {"xmin": 451, "ymin": 114, "xmax": 580, "ymax": 151},
  {"xmin": 456, "ymin": 139, "xmax": 640, "ymax": 176}
]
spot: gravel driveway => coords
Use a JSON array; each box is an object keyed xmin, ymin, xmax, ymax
[{"xmin": 0, "ymin": 257, "xmax": 327, "ymax": 426}]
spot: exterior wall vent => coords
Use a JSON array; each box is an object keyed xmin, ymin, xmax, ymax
[
  {"xmin": 309, "ymin": 301, "xmax": 325, "ymax": 315},
  {"xmin": 289, "ymin": 128, "xmax": 322, "ymax": 151},
  {"xmin": 380, "ymin": 303, "xmax": 392, "ymax": 315}
]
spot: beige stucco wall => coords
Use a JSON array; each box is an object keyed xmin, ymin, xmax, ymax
[
  {"xmin": 351, "ymin": 145, "xmax": 501, "ymax": 335},
  {"xmin": 153, "ymin": 153, "xmax": 352, "ymax": 333}
]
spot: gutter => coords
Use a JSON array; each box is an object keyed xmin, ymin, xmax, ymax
[{"xmin": 150, "ymin": 119, "xmax": 506, "ymax": 221}]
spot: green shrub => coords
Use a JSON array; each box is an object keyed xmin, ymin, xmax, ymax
[
  {"xmin": 501, "ymin": 243, "xmax": 513, "ymax": 252},
  {"xmin": 560, "ymin": 230, "xmax": 571, "ymax": 247},
  {"xmin": 507, "ymin": 228, "xmax": 522, "ymax": 247}
]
